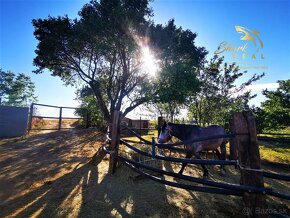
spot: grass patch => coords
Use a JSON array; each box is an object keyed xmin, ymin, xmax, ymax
[
  {"xmin": 122, "ymin": 130, "xmax": 159, "ymax": 142},
  {"xmin": 122, "ymin": 131, "xmax": 290, "ymax": 164},
  {"xmin": 258, "ymin": 140, "xmax": 290, "ymax": 164},
  {"xmin": 259, "ymin": 127, "xmax": 290, "ymax": 135}
]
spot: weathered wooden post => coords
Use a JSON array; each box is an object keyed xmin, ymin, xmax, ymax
[
  {"xmin": 229, "ymin": 118, "xmax": 238, "ymax": 160},
  {"xmin": 157, "ymin": 116, "xmax": 164, "ymax": 137},
  {"xmin": 152, "ymin": 137, "xmax": 156, "ymax": 158},
  {"xmin": 85, "ymin": 109, "xmax": 89, "ymax": 128},
  {"xmin": 108, "ymin": 111, "xmax": 122, "ymax": 174},
  {"xmin": 28, "ymin": 103, "xmax": 34, "ymax": 133},
  {"xmin": 230, "ymin": 111, "xmax": 266, "ymax": 217},
  {"xmin": 58, "ymin": 107, "xmax": 63, "ymax": 130},
  {"xmin": 139, "ymin": 116, "xmax": 142, "ymax": 142}
]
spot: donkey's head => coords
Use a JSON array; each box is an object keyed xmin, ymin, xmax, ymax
[{"xmin": 157, "ymin": 122, "xmax": 173, "ymax": 143}]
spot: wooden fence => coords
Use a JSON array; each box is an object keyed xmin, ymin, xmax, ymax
[{"xmin": 104, "ymin": 110, "xmax": 290, "ymax": 217}]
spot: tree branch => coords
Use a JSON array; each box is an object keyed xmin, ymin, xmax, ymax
[{"xmin": 122, "ymin": 97, "xmax": 149, "ymax": 118}]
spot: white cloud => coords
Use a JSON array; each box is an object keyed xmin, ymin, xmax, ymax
[
  {"xmin": 230, "ymin": 82, "xmax": 279, "ymax": 98},
  {"xmin": 246, "ymin": 83, "xmax": 279, "ymax": 92}
]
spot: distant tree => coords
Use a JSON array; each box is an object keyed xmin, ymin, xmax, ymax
[
  {"xmin": 33, "ymin": 0, "xmax": 154, "ymax": 123},
  {"xmin": 75, "ymin": 86, "xmax": 105, "ymax": 129},
  {"xmin": 0, "ymin": 69, "xmax": 37, "ymax": 106},
  {"xmin": 156, "ymin": 63, "xmax": 201, "ymax": 121},
  {"xmin": 254, "ymin": 79, "xmax": 290, "ymax": 130},
  {"xmin": 149, "ymin": 20, "xmax": 207, "ymax": 121},
  {"xmin": 252, "ymin": 106, "xmax": 267, "ymax": 132},
  {"xmin": 188, "ymin": 55, "xmax": 264, "ymax": 128}
]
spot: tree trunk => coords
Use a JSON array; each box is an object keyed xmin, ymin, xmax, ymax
[
  {"xmin": 89, "ymin": 81, "xmax": 111, "ymax": 122},
  {"xmin": 170, "ymin": 107, "xmax": 174, "ymax": 122}
]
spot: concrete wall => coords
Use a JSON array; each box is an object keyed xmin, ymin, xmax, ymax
[{"xmin": 0, "ymin": 105, "xmax": 29, "ymax": 138}]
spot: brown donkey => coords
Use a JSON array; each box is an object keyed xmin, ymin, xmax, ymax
[{"xmin": 158, "ymin": 122, "xmax": 227, "ymax": 177}]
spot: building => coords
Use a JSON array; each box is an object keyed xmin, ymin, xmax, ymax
[{"xmin": 122, "ymin": 117, "xmax": 149, "ymax": 129}]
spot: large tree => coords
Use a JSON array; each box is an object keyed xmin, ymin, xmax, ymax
[
  {"xmin": 75, "ymin": 85, "xmax": 105, "ymax": 129},
  {"xmin": 188, "ymin": 55, "xmax": 264, "ymax": 128},
  {"xmin": 33, "ymin": 0, "xmax": 154, "ymax": 122},
  {"xmin": 254, "ymin": 79, "xmax": 290, "ymax": 130},
  {"xmin": 0, "ymin": 69, "xmax": 37, "ymax": 106},
  {"xmin": 148, "ymin": 20, "xmax": 207, "ymax": 121}
]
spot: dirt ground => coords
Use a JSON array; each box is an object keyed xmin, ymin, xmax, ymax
[{"xmin": 0, "ymin": 129, "xmax": 289, "ymax": 218}]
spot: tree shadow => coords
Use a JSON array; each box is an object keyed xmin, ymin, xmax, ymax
[
  {"xmin": 160, "ymin": 148, "xmax": 245, "ymax": 217},
  {"xmin": 0, "ymin": 148, "xmax": 104, "ymax": 217},
  {"xmin": 5, "ymin": 129, "xmax": 270, "ymax": 217},
  {"xmin": 0, "ymin": 129, "xmax": 104, "ymax": 203},
  {"xmin": 0, "ymin": 130, "xmax": 193, "ymax": 217}
]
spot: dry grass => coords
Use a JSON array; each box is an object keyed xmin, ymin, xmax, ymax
[
  {"xmin": 31, "ymin": 118, "xmax": 83, "ymax": 130},
  {"xmin": 259, "ymin": 140, "xmax": 290, "ymax": 164},
  {"xmin": 0, "ymin": 130, "xmax": 289, "ymax": 218}
]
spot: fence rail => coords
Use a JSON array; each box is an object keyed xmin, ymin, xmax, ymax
[
  {"xmin": 257, "ymin": 136, "xmax": 290, "ymax": 143},
  {"xmin": 32, "ymin": 115, "xmax": 82, "ymax": 120},
  {"xmin": 121, "ymin": 124, "xmax": 152, "ymax": 144},
  {"xmin": 120, "ymin": 139, "xmax": 238, "ymax": 166},
  {"xmin": 103, "ymin": 146, "xmax": 290, "ymax": 200},
  {"xmin": 104, "ymin": 146, "xmax": 270, "ymax": 193},
  {"xmin": 28, "ymin": 103, "xmax": 89, "ymax": 131},
  {"xmin": 30, "ymin": 103, "xmax": 81, "ymax": 110},
  {"xmin": 263, "ymin": 171, "xmax": 290, "ymax": 181},
  {"xmin": 107, "ymin": 110, "xmax": 290, "ymax": 215}
]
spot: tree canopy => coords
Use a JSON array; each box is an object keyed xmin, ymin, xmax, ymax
[
  {"xmin": 148, "ymin": 20, "xmax": 207, "ymax": 120},
  {"xmin": 33, "ymin": 0, "xmax": 153, "ymax": 122},
  {"xmin": 254, "ymin": 79, "xmax": 290, "ymax": 131},
  {"xmin": 32, "ymin": 0, "xmax": 267, "ymax": 127},
  {"xmin": 75, "ymin": 85, "xmax": 105, "ymax": 129},
  {"xmin": 188, "ymin": 55, "xmax": 264, "ymax": 127},
  {"xmin": 33, "ymin": 0, "xmax": 206, "ymax": 123},
  {"xmin": 0, "ymin": 69, "xmax": 37, "ymax": 107}
]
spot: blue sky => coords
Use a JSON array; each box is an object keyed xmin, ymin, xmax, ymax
[{"xmin": 1, "ymin": 0, "xmax": 289, "ymax": 114}]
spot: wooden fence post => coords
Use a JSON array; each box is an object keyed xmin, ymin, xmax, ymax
[
  {"xmin": 85, "ymin": 109, "xmax": 89, "ymax": 128},
  {"xmin": 58, "ymin": 107, "xmax": 63, "ymax": 130},
  {"xmin": 28, "ymin": 103, "xmax": 34, "ymax": 133},
  {"xmin": 229, "ymin": 118, "xmax": 238, "ymax": 160},
  {"xmin": 139, "ymin": 116, "xmax": 142, "ymax": 142},
  {"xmin": 231, "ymin": 111, "xmax": 266, "ymax": 217},
  {"xmin": 108, "ymin": 111, "xmax": 122, "ymax": 174},
  {"xmin": 157, "ymin": 116, "xmax": 163, "ymax": 137}
]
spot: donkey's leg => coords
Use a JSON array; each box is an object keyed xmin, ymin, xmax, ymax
[
  {"xmin": 195, "ymin": 152, "xmax": 208, "ymax": 178},
  {"xmin": 220, "ymin": 139, "xmax": 228, "ymax": 172},
  {"xmin": 215, "ymin": 149, "xmax": 225, "ymax": 172},
  {"xmin": 215, "ymin": 148, "xmax": 221, "ymax": 159},
  {"xmin": 178, "ymin": 151, "xmax": 193, "ymax": 175}
]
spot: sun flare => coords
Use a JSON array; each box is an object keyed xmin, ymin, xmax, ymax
[{"xmin": 141, "ymin": 46, "xmax": 159, "ymax": 76}]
